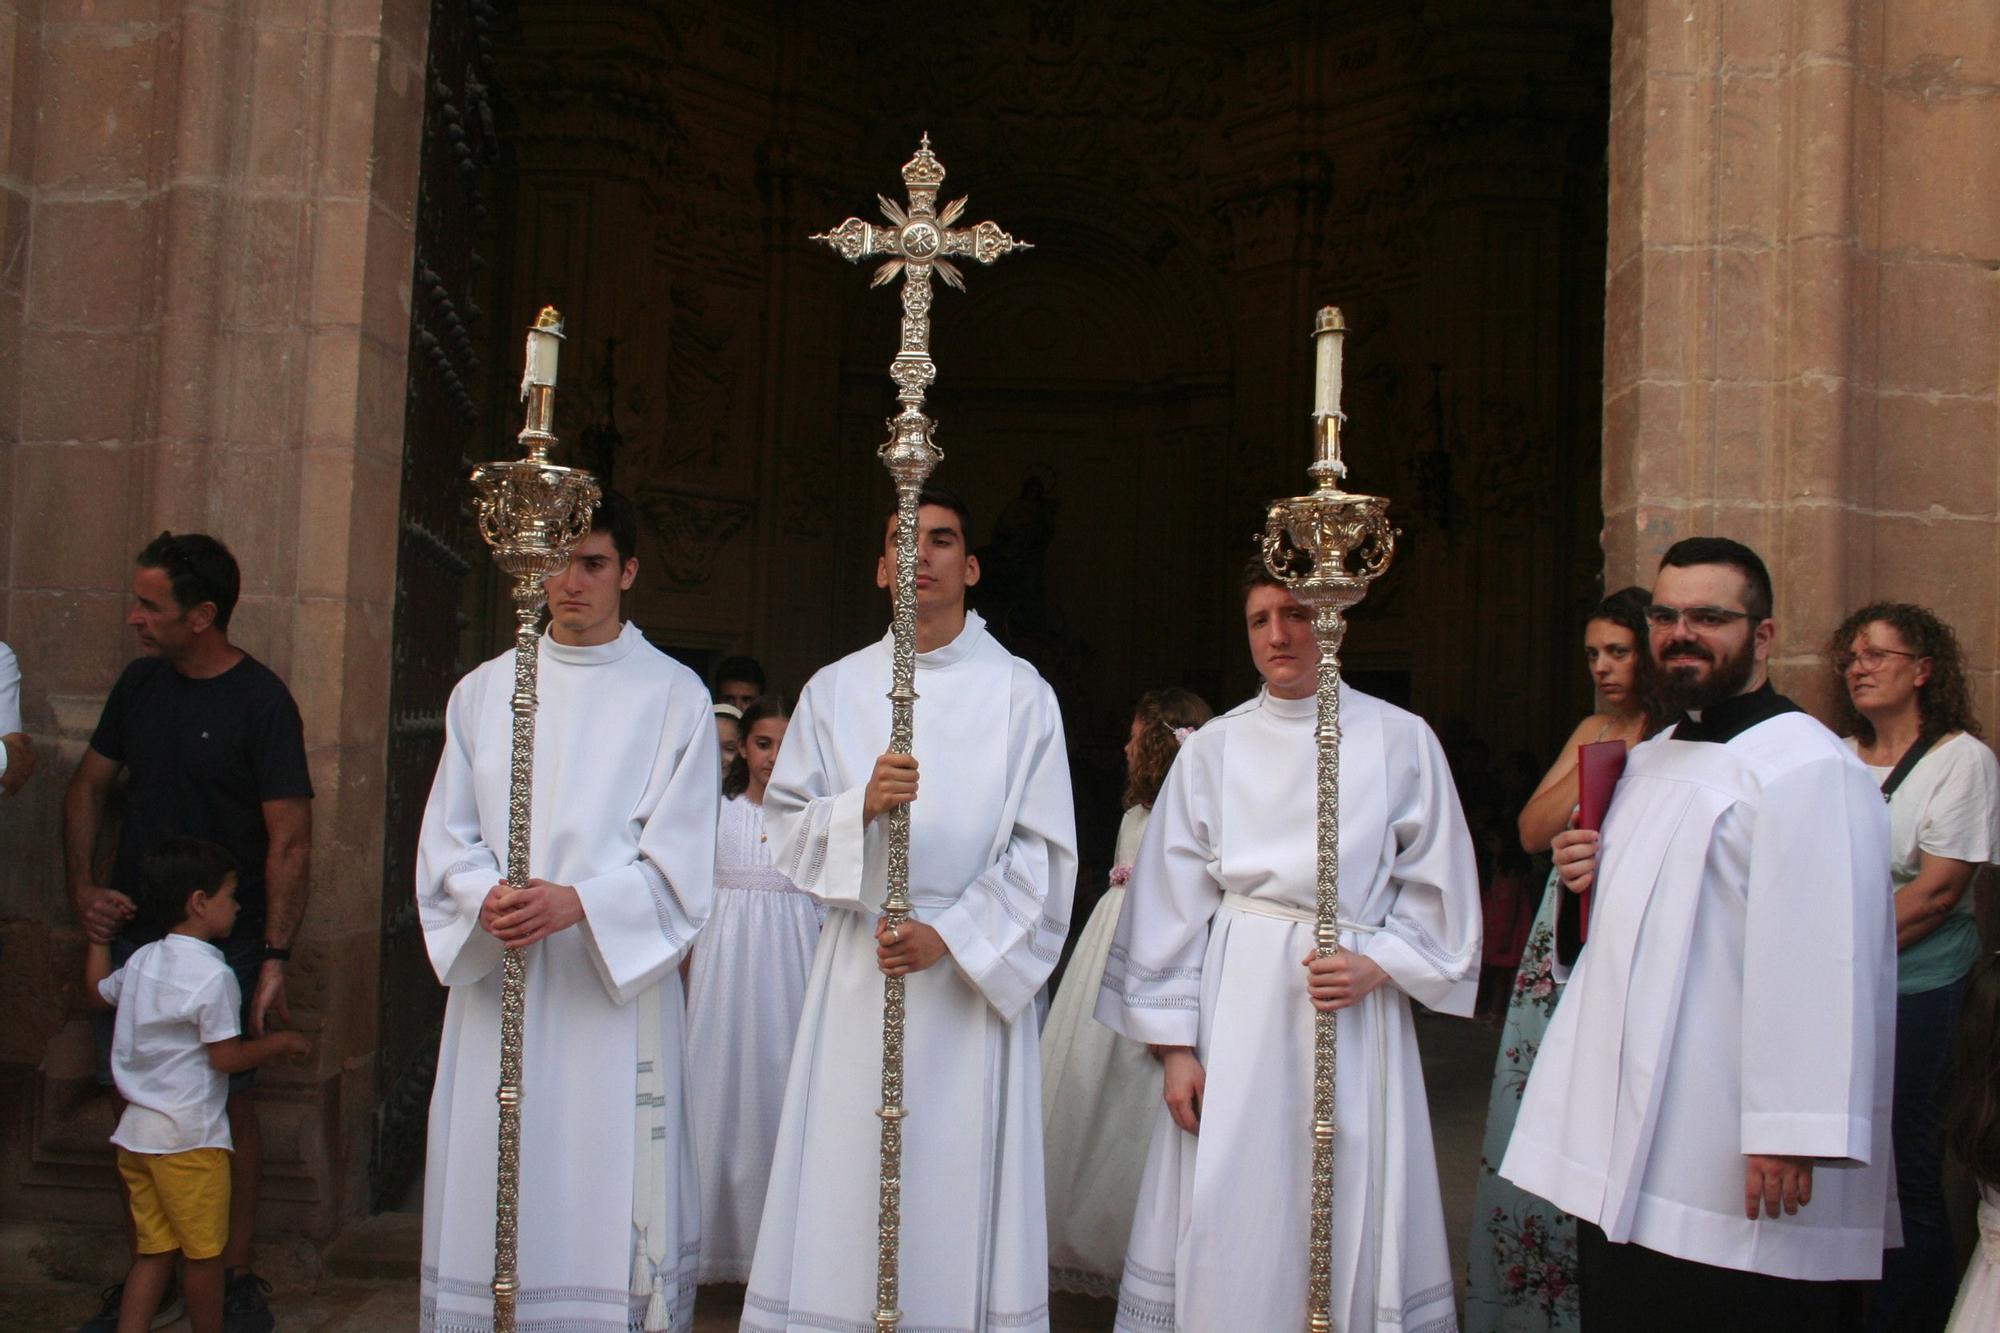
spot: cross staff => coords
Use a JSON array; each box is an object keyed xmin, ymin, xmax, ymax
[{"xmin": 812, "ymin": 134, "xmax": 1029, "ymax": 1333}]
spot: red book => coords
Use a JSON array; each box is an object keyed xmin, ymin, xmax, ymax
[
  {"xmin": 1569, "ymin": 740, "xmax": 1628, "ymax": 949},
  {"xmin": 1576, "ymin": 740, "xmax": 1627, "ymax": 833}
]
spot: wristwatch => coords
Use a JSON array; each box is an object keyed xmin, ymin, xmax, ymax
[{"xmin": 260, "ymin": 942, "xmax": 292, "ymax": 963}]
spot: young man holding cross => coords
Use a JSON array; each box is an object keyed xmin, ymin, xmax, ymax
[{"xmin": 743, "ymin": 488, "xmax": 1077, "ymax": 1333}]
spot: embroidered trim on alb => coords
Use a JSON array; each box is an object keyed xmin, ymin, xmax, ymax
[
  {"xmin": 1104, "ymin": 942, "xmax": 1202, "ymax": 984},
  {"xmin": 635, "ymin": 858, "xmax": 683, "ymax": 950}
]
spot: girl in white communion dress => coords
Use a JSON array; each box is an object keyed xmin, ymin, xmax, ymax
[
  {"xmin": 1946, "ymin": 952, "xmax": 2000, "ymax": 1332},
  {"xmin": 1039, "ymin": 687, "xmax": 1210, "ymax": 1296},
  {"xmin": 685, "ymin": 695, "xmax": 823, "ymax": 1284}
]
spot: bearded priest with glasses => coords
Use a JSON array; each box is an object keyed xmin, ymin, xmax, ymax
[{"xmin": 1501, "ymin": 537, "xmax": 1898, "ymax": 1332}]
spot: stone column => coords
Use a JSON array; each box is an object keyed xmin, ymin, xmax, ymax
[
  {"xmin": 0, "ymin": 0, "xmax": 428, "ymax": 1242},
  {"xmin": 1602, "ymin": 0, "xmax": 1999, "ymax": 722}
]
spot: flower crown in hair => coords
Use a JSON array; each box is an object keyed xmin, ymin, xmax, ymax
[{"xmin": 1169, "ymin": 724, "xmax": 1197, "ymax": 745}]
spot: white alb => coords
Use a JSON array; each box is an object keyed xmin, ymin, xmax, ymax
[
  {"xmin": 742, "ymin": 612, "xmax": 1078, "ymax": 1333},
  {"xmin": 1097, "ymin": 686, "xmax": 1481, "ymax": 1333},
  {"xmin": 417, "ymin": 622, "xmax": 717, "ymax": 1333}
]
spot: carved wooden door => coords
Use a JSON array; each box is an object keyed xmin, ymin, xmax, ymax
[{"xmin": 372, "ymin": 0, "xmax": 509, "ymax": 1210}]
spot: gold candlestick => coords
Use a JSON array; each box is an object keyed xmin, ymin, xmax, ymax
[
  {"xmin": 1261, "ymin": 306, "xmax": 1397, "ymax": 1333},
  {"xmin": 813, "ymin": 135, "xmax": 1030, "ymax": 1333},
  {"xmin": 467, "ymin": 306, "xmax": 601, "ymax": 1333}
]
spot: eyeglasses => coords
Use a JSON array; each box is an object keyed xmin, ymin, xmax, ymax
[
  {"xmin": 1834, "ymin": 647, "xmax": 1919, "ymax": 673},
  {"xmin": 1644, "ymin": 604, "xmax": 1759, "ymax": 632}
]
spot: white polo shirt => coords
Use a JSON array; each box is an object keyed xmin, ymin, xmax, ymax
[{"xmin": 99, "ymin": 934, "xmax": 241, "ymax": 1154}]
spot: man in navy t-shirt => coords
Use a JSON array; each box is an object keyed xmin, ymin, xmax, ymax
[{"xmin": 65, "ymin": 532, "xmax": 312, "ymax": 1333}]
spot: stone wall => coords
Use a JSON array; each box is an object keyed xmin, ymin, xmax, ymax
[
  {"xmin": 1602, "ymin": 0, "xmax": 1999, "ymax": 727},
  {"xmin": 0, "ymin": 0, "xmax": 426, "ymax": 1240}
]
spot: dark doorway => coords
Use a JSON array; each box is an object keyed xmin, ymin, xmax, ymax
[{"xmin": 372, "ymin": 0, "xmax": 519, "ymax": 1211}]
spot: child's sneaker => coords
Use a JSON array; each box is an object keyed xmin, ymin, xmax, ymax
[
  {"xmin": 74, "ymin": 1276, "xmax": 183, "ymax": 1332},
  {"xmin": 222, "ymin": 1267, "xmax": 276, "ymax": 1333}
]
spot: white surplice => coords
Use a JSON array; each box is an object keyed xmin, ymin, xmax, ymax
[
  {"xmin": 1500, "ymin": 709, "xmax": 1897, "ymax": 1280},
  {"xmin": 417, "ymin": 622, "xmax": 717, "ymax": 1333},
  {"xmin": 1040, "ymin": 804, "xmax": 1158, "ymax": 1296},
  {"xmin": 742, "ymin": 611, "xmax": 1078, "ymax": 1333},
  {"xmin": 1096, "ymin": 686, "xmax": 1480, "ymax": 1333}
]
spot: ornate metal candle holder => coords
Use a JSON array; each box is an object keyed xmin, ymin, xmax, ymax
[
  {"xmin": 466, "ymin": 306, "xmax": 601, "ymax": 1333},
  {"xmin": 1260, "ymin": 306, "xmax": 1397, "ymax": 1333},
  {"xmin": 813, "ymin": 134, "xmax": 1029, "ymax": 1333}
]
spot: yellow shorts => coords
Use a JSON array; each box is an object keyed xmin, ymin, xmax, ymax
[{"xmin": 117, "ymin": 1147, "xmax": 231, "ymax": 1260}]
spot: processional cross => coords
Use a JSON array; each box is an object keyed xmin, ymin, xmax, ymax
[{"xmin": 812, "ymin": 135, "xmax": 1029, "ymax": 1333}]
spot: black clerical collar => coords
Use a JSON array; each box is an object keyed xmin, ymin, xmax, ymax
[{"xmin": 1672, "ymin": 680, "xmax": 1802, "ymax": 744}]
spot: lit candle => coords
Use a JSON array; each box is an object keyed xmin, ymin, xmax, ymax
[
  {"xmin": 1312, "ymin": 305, "xmax": 1344, "ymax": 419},
  {"xmin": 521, "ymin": 306, "xmax": 565, "ymax": 398}
]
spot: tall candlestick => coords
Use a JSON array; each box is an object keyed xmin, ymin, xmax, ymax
[
  {"xmin": 471, "ymin": 307, "xmax": 601, "ymax": 1333},
  {"xmin": 1264, "ymin": 302, "xmax": 1397, "ymax": 1333}
]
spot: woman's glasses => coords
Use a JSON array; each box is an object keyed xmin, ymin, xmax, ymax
[{"xmin": 1834, "ymin": 647, "xmax": 1918, "ymax": 673}]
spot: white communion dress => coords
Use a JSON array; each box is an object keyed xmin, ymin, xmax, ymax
[
  {"xmin": 685, "ymin": 794, "xmax": 824, "ymax": 1283},
  {"xmin": 1040, "ymin": 803, "xmax": 1159, "ymax": 1295}
]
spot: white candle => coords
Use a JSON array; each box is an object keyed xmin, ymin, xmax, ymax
[
  {"xmin": 1312, "ymin": 305, "xmax": 1344, "ymax": 418},
  {"xmin": 520, "ymin": 306, "xmax": 564, "ymax": 398}
]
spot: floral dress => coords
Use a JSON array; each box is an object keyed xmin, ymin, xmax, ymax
[{"xmin": 1464, "ymin": 866, "xmax": 1580, "ymax": 1332}]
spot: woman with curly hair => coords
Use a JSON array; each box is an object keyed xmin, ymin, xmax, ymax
[
  {"xmin": 1830, "ymin": 602, "xmax": 2000, "ymax": 1331},
  {"xmin": 1463, "ymin": 585, "xmax": 1664, "ymax": 1332},
  {"xmin": 1040, "ymin": 687, "xmax": 1212, "ymax": 1297}
]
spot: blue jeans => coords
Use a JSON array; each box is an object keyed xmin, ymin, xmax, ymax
[{"xmin": 1867, "ymin": 975, "xmax": 1967, "ymax": 1333}]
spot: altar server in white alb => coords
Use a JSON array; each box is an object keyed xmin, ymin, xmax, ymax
[
  {"xmin": 416, "ymin": 491, "xmax": 717, "ymax": 1333},
  {"xmin": 1502, "ymin": 537, "xmax": 1896, "ymax": 1331},
  {"xmin": 1097, "ymin": 563, "xmax": 1481, "ymax": 1333},
  {"xmin": 743, "ymin": 488, "xmax": 1077, "ymax": 1333}
]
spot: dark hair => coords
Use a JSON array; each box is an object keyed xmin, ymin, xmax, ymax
[
  {"xmin": 1658, "ymin": 537, "xmax": 1773, "ymax": 620},
  {"xmin": 136, "ymin": 532, "xmax": 241, "ymax": 631},
  {"xmin": 590, "ymin": 488, "xmax": 640, "ymax": 565},
  {"xmin": 1124, "ymin": 688, "xmax": 1214, "ymax": 809},
  {"xmin": 713, "ymin": 655, "xmax": 766, "ymax": 694},
  {"xmin": 723, "ymin": 695, "xmax": 794, "ymax": 799},
  {"xmin": 887, "ymin": 486, "xmax": 974, "ymax": 545},
  {"xmin": 137, "ymin": 837, "xmax": 238, "ymax": 930},
  {"xmin": 1590, "ymin": 585, "xmax": 1668, "ymax": 737},
  {"xmin": 1239, "ymin": 557, "xmax": 1286, "ymax": 602},
  {"xmin": 1946, "ymin": 953, "xmax": 2000, "ymax": 1191},
  {"xmin": 1826, "ymin": 601, "xmax": 1983, "ymax": 746}
]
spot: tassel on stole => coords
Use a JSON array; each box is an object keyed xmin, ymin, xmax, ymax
[
  {"xmin": 645, "ymin": 1272, "xmax": 671, "ymax": 1332},
  {"xmin": 630, "ymin": 1224, "xmax": 653, "ymax": 1300}
]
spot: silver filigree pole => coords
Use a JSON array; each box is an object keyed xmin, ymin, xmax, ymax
[
  {"xmin": 467, "ymin": 307, "xmax": 601, "ymax": 1333},
  {"xmin": 1261, "ymin": 307, "xmax": 1397, "ymax": 1333},
  {"xmin": 812, "ymin": 135, "xmax": 1030, "ymax": 1333}
]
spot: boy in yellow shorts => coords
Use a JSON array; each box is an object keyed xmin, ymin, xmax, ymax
[{"xmin": 85, "ymin": 838, "xmax": 310, "ymax": 1333}]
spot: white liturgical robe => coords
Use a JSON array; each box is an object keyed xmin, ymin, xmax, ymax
[
  {"xmin": 417, "ymin": 622, "xmax": 717, "ymax": 1333},
  {"xmin": 742, "ymin": 611, "xmax": 1078, "ymax": 1333},
  {"xmin": 1096, "ymin": 686, "xmax": 1480, "ymax": 1333},
  {"xmin": 1501, "ymin": 690, "xmax": 1897, "ymax": 1280}
]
